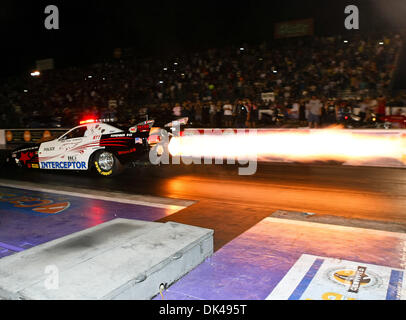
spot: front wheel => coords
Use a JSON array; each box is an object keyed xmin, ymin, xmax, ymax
[{"xmin": 93, "ymin": 150, "xmax": 123, "ymax": 177}]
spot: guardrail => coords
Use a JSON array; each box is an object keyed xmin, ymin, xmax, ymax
[{"xmin": 0, "ymin": 128, "xmax": 68, "ymax": 146}]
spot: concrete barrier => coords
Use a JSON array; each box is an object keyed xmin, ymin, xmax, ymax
[{"xmin": 0, "ymin": 218, "xmax": 214, "ymax": 300}]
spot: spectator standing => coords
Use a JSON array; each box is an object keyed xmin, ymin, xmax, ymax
[
  {"xmin": 195, "ymin": 101, "xmax": 202, "ymax": 124},
  {"xmin": 236, "ymin": 100, "xmax": 248, "ymax": 128},
  {"xmin": 248, "ymin": 101, "xmax": 258, "ymax": 128},
  {"xmin": 209, "ymin": 103, "xmax": 216, "ymax": 127},
  {"xmin": 306, "ymin": 96, "xmax": 322, "ymax": 128},
  {"xmin": 325, "ymin": 100, "xmax": 337, "ymax": 125},
  {"xmin": 216, "ymin": 101, "xmax": 223, "ymax": 128},
  {"xmin": 320, "ymin": 103, "xmax": 327, "ymax": 127},
  {"xmin": 223, "ymin": 101, "xmax": 233, "ymax": 128},
  {"xmin": 377, "ymin": 95, "xmax": 386, "ymax": 118},
  {"xmin": 358, "ymin": 98, "xmax": 370, "ymax": 122},
  {"xmin": 173, "ymin": 103, "xmax": 182, "ymax": 118},
  {"xmin": 299, "ymin": 100, "xmax": 307, "ymax": 126},
  {"xmin": 202, "ymin": 103, "xmax": 210, "ymax": 126},
  {"xmin": 290, "ymin": 101, "xmax": 300, "ymax": 120},
  {"xmin": 395, "ymin": 108, "xmax": 404, "ymax": 116},
  {"xmin": 61, "ymin": 107, "xmax": 74, "ymax": 127},
  {"xmin": 189, "ymin": 104, "xmax": 196, "ymax": 123}
]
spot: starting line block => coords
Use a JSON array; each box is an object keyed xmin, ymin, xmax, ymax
[{"xmin": 0, "ymin": 218, "xmax": 213, "ymax": 300}]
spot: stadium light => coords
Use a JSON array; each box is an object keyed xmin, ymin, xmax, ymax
[
  {"xmin": 343, "ymin": 40, "xmax": 349, "ymax": 43},
  {"xmin": 30, "ymin": 71, "xmax": 40, "ymax": 77}
]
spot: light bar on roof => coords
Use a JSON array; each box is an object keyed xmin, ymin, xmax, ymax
[{"xmin": 79, "ymin": 119, "xmax": 98, "ymax": 125}]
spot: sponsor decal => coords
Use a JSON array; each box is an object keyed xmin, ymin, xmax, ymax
[
  {"xmin": 32, "ymin": 202, "xmax": 71, "ymax": 215},
  {"xmin": 43, "ymin": 147, "xmax": 55, "ymax": 152},
  {"xmin": 332, "ymin": 266, "xmax": 371, "ymax": 293},
  {"xmin": 267, "ymin": 254, "xmax": 404, "ymax": 300},
  {"xmin": 60, "ymin": 142, "xmax": 78, "ymax": 151},
  {"xmin": 118, "ymin": 148, "xmax": 137, "ymax": 155},
  {"xmin": 40, "ymin": 161, "xmax": 87, "ymax": 169},
  {"xmin": 0, "ymin": 191, "xmax": 70, "ymax": 216},
  {"xmin": 94, "ymin": 161, "xmax": 113, "ymax": 176},
  {"xmin": 19, "ymin": 151, "xmax": 35, "ymax": 165}
]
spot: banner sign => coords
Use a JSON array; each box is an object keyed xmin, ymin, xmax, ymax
[
  {"xmin": 36, "ymin": 58, "xmax": 54, "ymax": 71},
  {"xmin": 0, "ymin": 130, "xmax": 5, "ymax": 145},
  {"xmin": 274, "ymin": 18, "xmax": 314, "ymax": 39},
  {"xmin": 261, "ymin": 92, "xmax": 275, "ymax": 102}
]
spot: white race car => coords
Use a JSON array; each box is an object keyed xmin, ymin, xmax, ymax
[{"xmin": 11, "ymin": 119, "xmax": 155, "ymax": 177}]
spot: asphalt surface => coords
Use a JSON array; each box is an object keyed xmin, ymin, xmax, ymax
[{"xmin": 1, "ymin": 162, "xmax": 406, "ymax": 251}]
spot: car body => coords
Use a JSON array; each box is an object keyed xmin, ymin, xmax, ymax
[
  {"xmin": 380, "ymin": 115, "xmax": 406, "ymax": 129},
  {"xmin": 11, "ymin": 119, "xmax": 155, "ymax": 176}
]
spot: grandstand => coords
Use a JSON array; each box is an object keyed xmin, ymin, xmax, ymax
[{"xmin": 0, "ymin": 32, "xmax": 404, "ymax": 129}]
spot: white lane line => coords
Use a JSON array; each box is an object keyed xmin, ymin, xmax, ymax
[
  {"xmin": 266, "ymin": 254, "xmax": 317, "ymax": 300},
  {"xmin": 265, "ymin": 217, "xmax": 406, "ymax": 239},
  {"xmin": 0, "ymin": 179, "xmax": 193, "ymax": 211}
]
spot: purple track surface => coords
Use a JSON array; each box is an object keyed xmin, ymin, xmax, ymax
[
  {"xmin": 155, "ymin": 217, "xmax": 406, "ymax": 300},
  {"xmin": 0, "ymin": 185, "xmax": 174, "ymax": 258}
]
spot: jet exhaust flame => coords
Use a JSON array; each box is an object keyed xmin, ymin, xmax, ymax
[{"xmin": 168, "ymin": 128, "xmax": 406, "ymax": 163}]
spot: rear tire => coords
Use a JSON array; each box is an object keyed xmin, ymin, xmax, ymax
[{"xmin": 92, "ymin": 150, "xmax": 123, "ymax": 177}]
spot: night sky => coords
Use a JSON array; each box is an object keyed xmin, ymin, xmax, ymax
[{"xmin": 1, "ymin": 0, "xmax": 406, "ymax": 78}]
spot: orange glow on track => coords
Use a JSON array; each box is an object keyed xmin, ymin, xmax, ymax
[{"xmin": 168, "ymin": 129, "xmax": 406, "ymax": 163}]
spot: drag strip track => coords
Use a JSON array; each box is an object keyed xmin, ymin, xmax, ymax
[{"xmin": 1, "ymin": 163, "xmax": 406, "ymax": 251}]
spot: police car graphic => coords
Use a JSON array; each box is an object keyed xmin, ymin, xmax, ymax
[{"xmin": 11, "ymin": 119, "xmax": 158, "ymax": 177}]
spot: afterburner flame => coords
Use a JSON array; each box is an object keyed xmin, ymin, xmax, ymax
[{"xmin": 168, "ymin": 129, "xmax": 406, "ymax": 163}]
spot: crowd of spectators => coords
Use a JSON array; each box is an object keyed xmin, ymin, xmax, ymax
[{"xmin": 0, "ymin": 33, "xmax": 403, "ymax": 129}]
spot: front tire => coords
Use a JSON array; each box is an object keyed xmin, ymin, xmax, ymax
[{"xmin": 93, "ymin": 150, "xmax": 123, "ymax": 177}]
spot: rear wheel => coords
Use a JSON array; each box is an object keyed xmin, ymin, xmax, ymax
[{"xmin": 93, "ymin": 150, "xmax": 123, "ymax": 177}]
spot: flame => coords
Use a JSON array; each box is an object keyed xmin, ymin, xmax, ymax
[{"xmin": 168, "ymin": 128, "xmax": 406, "ymax": 163}]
